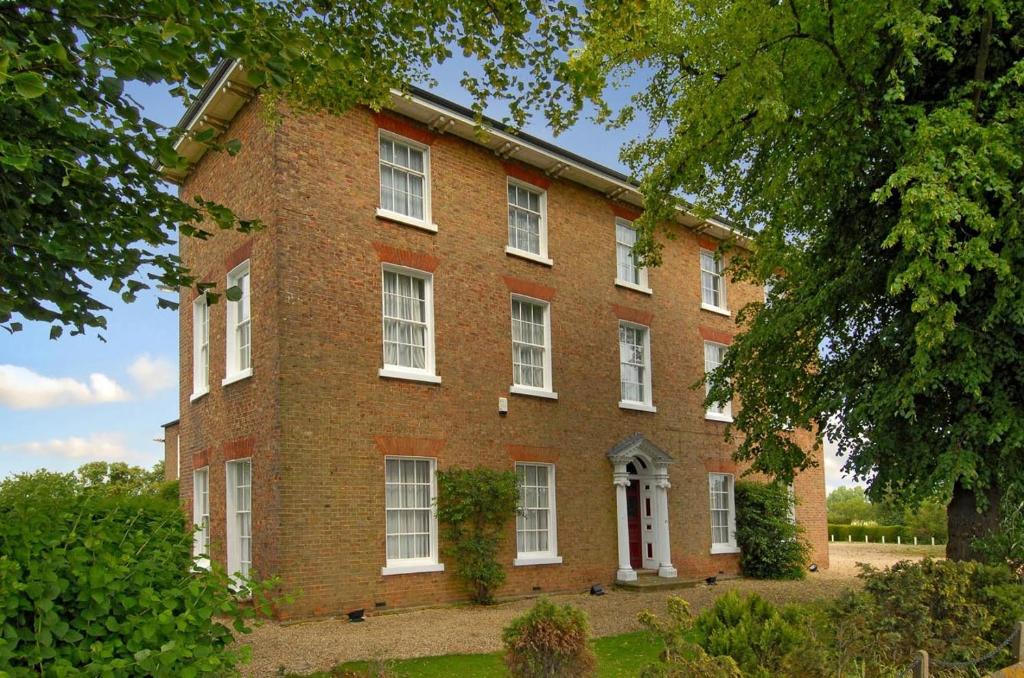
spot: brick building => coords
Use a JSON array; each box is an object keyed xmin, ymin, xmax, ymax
[{"xmin": 163, "ymin": 62, "xmax": 828, "ymax": 618}]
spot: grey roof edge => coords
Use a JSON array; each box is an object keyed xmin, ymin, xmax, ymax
[{"xmin": 161, "ymin": 418, "xmax": 180, "ymax": 429}]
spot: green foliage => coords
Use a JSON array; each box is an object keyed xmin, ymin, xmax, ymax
[
  {"xmin": 826, "ymin": 487, "xmax": 879, "ymax": 525},
  {"xmin": 72, "ymin": 460, "xmax": 166, "ymax": 497},
  {"xmin": 692, "ymin": 591, "xmax": 805, "ymax": 678},
  {"xmin": 0, "ymin": 0, "xmax": 581, "ymax": 337},
  {"xmin": 0, "ymin": 471, "xmax": 276, "ymax": 675},
  {"xmin": 734, "ymin": 481, "xmax": 807, "ymax": 579},
  {"xmin": 972, "ymin": 486, "xmax": 1024, "ymax": 578},
  {"xmin": 636, "ymin": 597, "xmax": 741, "ymax": 678},
  {"xmin": 501, "ymin": 598, "xmax": 596, "ymax": 678},
  {"xmin": 435, "ymin": 467, "xmax": 519, "ymax": 604},
  {"xmin": 829, "ymin": 559, "xmax": 1024, "ymax": 675},
  {"xmin": 828, "ymin": 524, "xmax": 945, "ymax": 544}
]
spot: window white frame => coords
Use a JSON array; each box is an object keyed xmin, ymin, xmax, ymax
[
  {"xmin": 618, "ymin": 321, "xmax": 655, "ymax": 412},
  {"xmin": 379, "ymin": 264, "xmax": 440, "ymax": 384},
  {"xmin": 192, "ymin": 467, "xmax": 210, "ymax": 569},
  {"xmin": 700, "ymin": 249, "xmax": 729, "ymax": 314},
  {"xmin": 376, "ymin": 131, "xmax": 436, "ymax": 232},
  {"xmin": 505, "ymin": 179, "xmax": 552, "ymax": 266},
  {"xmin": 382, "ymin": 456, "xmax": 444, "ymax": 575},
  {"xmin": 223, "ymin": 260, "xmax": 252, "ymax": 385},
  {"xmin": 191, "ymin": 295, "xmax": 209, "ymax": 400},
  {"xmin": 225, "ymin": 458, "xmax": 252, "ymax": 579},
  {"xmin": 514, "ymin": 462, "xmax": 562, "ymax": 566},
  {"xmin": 614, "ymin": 218, "xmax": 651, "ymax": 294},
  {"xmin": 509, "ymin": 295, "xmax": 557, "ymax": 399},
  {"xmin": 704, "ymin": 341, "xmax": 733, "ymax": 422},
  {"xmin": 709, "ymin": 472, "xmax": 739, "ymax": 554}
]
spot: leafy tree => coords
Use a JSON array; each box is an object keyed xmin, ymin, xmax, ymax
[
  {"xmin": 503, "ymin": 0, "xmax": 1024, "ymax": 559},
  {"xmin": 826, "ymin": 487, "xmax": 879, "ymax": 525},
  {"xmin": 73, "ymin": 460, "xmax": 164, "ymax": 496},
  {"xmin": 0, "ymin": 0, "xmax": 578, "ymax": 337}
]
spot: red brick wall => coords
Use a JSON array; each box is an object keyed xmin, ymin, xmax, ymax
[
  {"xmin": 163, "ymin": 423, "xmax": 179, "ymax": 481},
  {"xmin": 178, "ymin": 99, "xmax": 830, "ymax": 618}
]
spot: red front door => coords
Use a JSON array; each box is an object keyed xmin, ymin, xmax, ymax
[{"xmin": 626, "ymin": 479, "xmax": 642, "ymax": 569}]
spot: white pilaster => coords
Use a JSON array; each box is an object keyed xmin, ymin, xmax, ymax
[
  {"xmin": 613, "ymin": 463, "xmax": 636, "ymax": 582},
  {"xmin": 654, "ymin": 469, "xmax": 676, "ymax": 578}
]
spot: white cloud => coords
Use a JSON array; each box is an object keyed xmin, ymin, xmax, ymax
[
  {"xmin": 1, "ymin": 432, "xmax": 148, "ymax": 464},
  {"xmin": 127, "ymin": 354, "xmax": 176, "ymax": 396},
  {"xmin": 0, "ymin": 364, "xmax": 130, "ymax": 410},
  {"xmin": 823, "ymin": 435, "xmax": 868, "ymax": 493}
]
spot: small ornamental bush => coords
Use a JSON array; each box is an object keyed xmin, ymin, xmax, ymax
[
  {"xmin": 637, "ymin": 596, "xmax": 741, "ymax": 678},
  {"xmin": 692, "ymin": 591, "xmax": 806, "ymax": 677},
  {"xmin": 734, "ymin": 481, "xmax": 808, "ymax": 579},
  {"xmin": 502, "ymin": 598, "xmax": 596, "ymax": 678},
  {"xmin": 435, "ymin": 467, "xmax": 519, "ymax": 604},
  {"xmin": 0, "ymin": 471, "xmax": 277, "ymax": 675},
  {"xmin": 830, "ymin": 558, "xmax": 1024, "ymax": 675}
]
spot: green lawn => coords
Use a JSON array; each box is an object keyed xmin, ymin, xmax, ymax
[{"xmin": 290, "ymin": 630, "xmax": 662, "ymax": 677}]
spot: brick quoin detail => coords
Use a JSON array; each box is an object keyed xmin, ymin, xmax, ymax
[
  {"xmin": 698, "ymin": 237, "xmax": 720, "ymax": 252},
  {"xmin": 372, "ymin": 242, "xmax": 440, "ymax": 272},
  {"xmin": 503, "ymin": 161, "xmax": 551, "ymax": 190},
  {"xmin": 224, "ymin": 240, "xmax": 252, "ymax": 271},
  {"xmin": 374, "ymin": 436, "xmax": 446, "ymax": 458},
  {"xmin": 610, "ymin": 203, "xmax": 642, "ymax": 222},
  {"xmin": 502, "ymin": 275, "xmax": 555, "ymax": 301},
  {"xmin": 506, "ymin": 444, "xmax": 559, "ymax": 464},
  {"xmin": 374, "ymin": 112, "xmax": 437, "ymax": 146},
  {"xmin": 611, "ymin": 303, "xmax": 654, "ymax": 327},
  {"xmin": 699, "ymin": 326, "xmax": 733, "ymax": 345},
  {"xmin": 223, "ymin": 436, "xmax": 255, "ymax": 461}
]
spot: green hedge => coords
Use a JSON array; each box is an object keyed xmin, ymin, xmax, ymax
[
  {"xmin": 828, "ymin": 523, "xmax": 946, "ymax": 544},
  {"xmin": 735, "ymin": 481, "xmax": 808, "ymax": 579},
  {"xmin": 0, "ymin": 471, "xmax": 275, "ymax": 675}
]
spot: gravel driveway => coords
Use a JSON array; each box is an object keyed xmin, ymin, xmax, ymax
[{"xmin": 242, "ymin": 542, "xmax": 944, "ymax": 676}]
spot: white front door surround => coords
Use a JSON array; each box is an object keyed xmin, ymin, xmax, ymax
[{"xmin": 608, "ymin": 433, "xmax": 677, "ymax": 581}]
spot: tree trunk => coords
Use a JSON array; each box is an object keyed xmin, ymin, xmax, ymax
[{"xmin": 946, "ymin": 479, "xmax": 1002, "ymax": 561}]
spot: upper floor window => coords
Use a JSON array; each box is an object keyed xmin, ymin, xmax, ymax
[
  {"xmin": 615, "ymin": 219, "xmax": 650, "ymax": 293},
  {"xmin": 700, "ymin": 249, "xmax": 727, "ymax": 313},
  {"xmin": 619, "ymin": 322, "xmax": 655, "ymax": 411},
  {"xmin": 383, "ymin": 456, "xmax": 442, "ymax": 575},
  {"xmin": 709, "ymin": 472, "xmax": 738, "ymax": 553},
  {"xmin": 510, "ymin": 297, "xmax": 556, "ymax": 399},
  {"xmin": 380, "ymin": 266, "xmax": 438, "ymax": 383},
  {"xmin": 506, "ymin": 181, "xmax": 550, "ymax": 264},
  {"xmin": 193, "ymin": 467, "xmax": 210, "ymax": 567},
  {"xmin": 192, "ymin": 295, "xmax": 209, "ymax": 398},
  {"xmin": 379, "ymin": 133, "xmax": 432, "ymax": 230},
  {"xmin": 226, "ymin": 458, "xmax": 252, "ymax": 578},
  {"xmin": 515, "ymin": 463, "xmax": 560, "ymax": 565},
  {"xmin": 704, "ymin": 341, "xmax": 732, "ymax": 421},
  {"xmin": 224, "ymin": 260, "xmax": 251, "ymax": 383}
]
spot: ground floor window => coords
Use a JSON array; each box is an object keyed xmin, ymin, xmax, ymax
[
  {"xmin": 709, "ymin": 472, "xmax": 738, "ymax": 553},
  {"xmin": 193, "ymin": 467, "xmax": 210, "ymax": 564},
  {"xmin": 226, "ymin": 459, "xmax": 252, "ymax": 577},
  {"xmin": 516, "ymin": 463, "xmax": 557, "ymax": 559},
  {"xmin": 385, "ymin": 457, "xmax": 438, "ymax": 566}
]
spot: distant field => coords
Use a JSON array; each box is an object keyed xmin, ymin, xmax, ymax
[{"xmin": 827, "ymin": 541, "xmax": 945, "ymax": 576}]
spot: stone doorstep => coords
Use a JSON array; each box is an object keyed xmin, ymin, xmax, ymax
[
  {"xmin": 989, "ymin": 663, "xmax": 1024, "ymax": 677},
  {"xmin": 614, "ymin": 571, "xmax": 742, "ymax": 592}
]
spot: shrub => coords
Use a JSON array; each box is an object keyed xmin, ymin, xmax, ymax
[
  {"xmin": 637, "ymin": 596, "xmax": 741, "ymax": 678},
  {"xmin": 828, "ymin": 523, "xmax": 946, "ymax": 544},
  {"xmin": 972, "ymin": 487, "xmax": 1024, "ymax": 578},
  {"xmin": 830, "ymin": 558, "xmax": 1024, "ymax": 675},
  {"xmin": 734, "ymin": 481, "xmax": 807, "ymax": 579},
  {"xmin": 435, "ymin": 467, "xmax": 519, "ymax": 604},
  {"xmin": 0, "ymin": 471, "xmax": 276, "ymax": 675},
  {"xmin": 692, "ymin": 591, "xmax": 806, "ymax": 677},
  {"xmin": 502, "ymin": 598, "xmax": 596, "ymax": 678}
]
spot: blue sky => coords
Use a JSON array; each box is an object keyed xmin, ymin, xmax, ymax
[{"xmin": 0, "ymin": 57, "xmax": 855, "ymax": 490}]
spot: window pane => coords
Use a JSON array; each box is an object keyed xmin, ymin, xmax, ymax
[{"xmin": 385, "ymin": 459, "xmax": 434, "ymax": 562}]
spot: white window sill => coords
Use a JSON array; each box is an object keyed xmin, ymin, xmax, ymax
[
  {"xmin": 513, "ymin": 555, "xmax": 563, "ymax": 567},
  {"xmin": 222, "ymin": 368, "xmax": 253, "ymax": 387},
  {"xmin": 620, "ymin": 401, "xmax": 657, "ymax": 413},
  {"xmin": 190, "ymin": 388, "xmax": 209, "ymax": 403},
  {"xmin": 379, "ymin": 368, "xmax": 442, "ymax": 384},
  {"xmin": 375, "ymin": 207, "xmax": 438, "ymax": 233},
  {"xmin": 701, "ymin": 303, "xmax": 731, "ymax": 317},
  {"xmin": 510, "ymin": 385, "xmax": 558, "ymax": 400},
  {"xmin": 710, "ymin": 545, "xmax": 740, "ymax": 555},
  {"xmin": 505, "ymin": 247, "xmax": 553, "ymax": 267},
  {"xmin": 192, "ymin": 557, "xmax": 210, "ymax": 572},
  {"xmin": 705, "ymin": 411, "xmax": 734, "ymax": 423},
  {"xmin": 381, "ymin": 562, "xmax": 445, "ymax": 576},
  {"xmin": 615, "ymin": 279, "xmax": 653, "ymax": 295}
]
